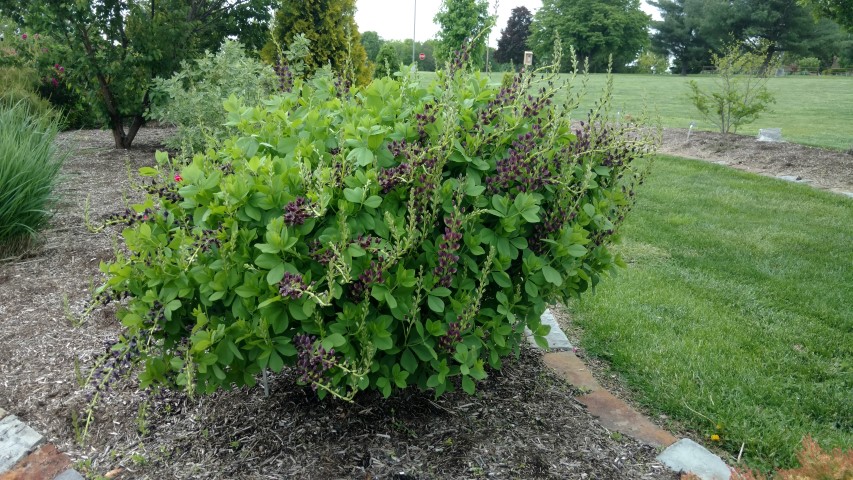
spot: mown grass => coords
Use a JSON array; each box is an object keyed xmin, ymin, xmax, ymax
[
  {"xmin": 442, "ymin": 72, "xmax": 851, "ymax": 150},
  {"xmin": 567, "ymin": 155, "xmax": 852, "ymax": 471}
]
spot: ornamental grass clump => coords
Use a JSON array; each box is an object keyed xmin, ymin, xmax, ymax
[
  {"xmin": 0, "ymin": 101, "xmax": 64, "ymax": 256},
  {"xmin": 97, "ymin": 45, "xmax": 659, "ymax": 400}
]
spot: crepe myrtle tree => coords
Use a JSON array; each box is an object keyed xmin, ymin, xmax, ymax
[{"xmin": 0, "ymin": 0, "xmax": 275, "ymax": 149}]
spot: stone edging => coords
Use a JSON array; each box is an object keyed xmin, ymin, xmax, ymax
[
  {"xmin": 529, "ymin": 308, "xmax": 733, "ymax": 480},
  {"xmin": 0, "ymin": 408, "xmax": 84, "ymax": 480}
]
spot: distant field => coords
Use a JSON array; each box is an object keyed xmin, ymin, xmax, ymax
[{"xmin": 418, "ymin": 72, "xmax": 853, "ymax": 150}]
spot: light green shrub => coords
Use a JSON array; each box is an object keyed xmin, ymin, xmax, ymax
[{"xmin": 148, "ymin": 40, "xmax": 277, "ymax": 155}]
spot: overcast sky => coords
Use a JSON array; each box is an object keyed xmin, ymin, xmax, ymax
[{"xmin": 354, "ymin": 1, "xmax": 661, "ymax": 46}]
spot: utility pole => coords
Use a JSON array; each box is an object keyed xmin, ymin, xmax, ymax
[{"xmin": 412, "ymin": 0, "xmax": 417, "ymax": 65}]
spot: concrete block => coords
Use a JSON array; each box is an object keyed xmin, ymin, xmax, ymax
[
  {"xmin": 0, "ymin": 409, "xmax": 7, "ymax": 420},
  {"xmin": 0, "ymin": 416, "xmax": 44, "ymax": 473},
  {"xmin": 657, "ymin": 438, "xmax": 731, "ymax": 480},
  {"xmin": 526, "ymin": 308, "xmax": 574, "ymax": 350},
  {"xmin": 53, "ymin": 470, "xmax": 86, "ymax": 480}
]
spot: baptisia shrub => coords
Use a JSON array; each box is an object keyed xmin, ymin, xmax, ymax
[{"xmin": 99, "ymin": 49, "xmax": 658, "ymax": 400}]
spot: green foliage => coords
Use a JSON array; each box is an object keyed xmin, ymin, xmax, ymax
[
  {"xmin": 148, "ymin": 40, "xmax": 277, "ymax": 155},
  {"xmin": 434, "ymin": 0, "xmax": 494, "ymax": 69},
  {"xmin": 494, "ymin": 6, "xmax": 533, "ymax": 65},
  {"xmin": 373, "ymin": 44, "xmax": 400, "ymax": 78},
  {"xmin": 650, "ymin": 0, "xmax": 853, "ymax": 74},
  {"xmin": 0, "ymin": 101, "xmax": 64, "ymax": 254},
  {"xmin": 799, "ymin": 0, "xmax": 853, "ymax": 31},
  {"xmin": 97, "ymin": 53, "xmax": 657, "ymax": 401},
  {"xmin": 0, "ymin": 66, "xmax": 53, "ymax": 117},
  {"xmin": 262, "ymin": 0, "xmax": 371, "ymax": 86},
  {"xmin": 1, "ymin": 0, "xmax": 276, "ymax": 148},
  {"xmin": 360, "ymin": 31, "xmax": 384, "ymax": 62},
  {"xmin": 688, "ymin": 42, "xmax": 776, "ymax": 134},
  {"xmin": 797, "ymin": 56, "xmax": 821, "ymax": 72},
  {"xmin": 529, "ymin": 0, "xmax": 650, "ymax": 72},
  {"xmin": 634, "ymin": 50, "xmax": 670, "ymax": 74}
]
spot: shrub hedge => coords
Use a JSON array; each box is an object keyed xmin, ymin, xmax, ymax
[{"xmin": 99, "ymin": 49, "xmax": 657, "ymax": 400}]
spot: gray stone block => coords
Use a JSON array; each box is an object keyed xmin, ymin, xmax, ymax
[
  {"xmin": 657, "ymin": 438, "xmax": 731, "ymax": 480},
  {"xmin": 0, "ymin": 408, "xmax": 7, "ymax": 419},
  {"xmin": 525, "ymin": 308, "xmax": 574, "ymax": 350},
  {"xmin": 0, "ymin": 415, "xmax": 44, "ymax": 472},
  {"xmin": 54, "ymin": 469, "xmax": 86, "ymax": 480}
]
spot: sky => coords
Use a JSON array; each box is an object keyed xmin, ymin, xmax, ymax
[{"xmin": 354, "ymin": 1, "xmax": 661, "ymax": 47}]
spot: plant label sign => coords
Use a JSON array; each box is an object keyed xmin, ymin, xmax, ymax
[{"xmin": 524, "ymin": 51, "xmax": 533, "ymax": 66}]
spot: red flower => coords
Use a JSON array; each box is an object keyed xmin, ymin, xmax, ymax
[
  {"xmin": 174, "ymin": 174, "xmax": 183, "ymax": 182},
  {"xmin": 21, "ymin": 34, "xmax": 27, "ymax": 40},
  {"xmin": 54, "ymin": 63, "xmax": 60, "ymax": 69}
]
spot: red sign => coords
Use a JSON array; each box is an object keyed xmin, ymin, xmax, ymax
[{"xmin": 419, "ymin": 53, "xmax": 426, "ymax": 61}]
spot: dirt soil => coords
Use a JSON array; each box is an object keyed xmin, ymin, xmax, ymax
[
  {"xmin": 659, "ymin": 128, "xmax": 853, "ymax": 195},
  {"xmin": 1, "ymin": 126, "xmax": 848, "ymax": 479}
]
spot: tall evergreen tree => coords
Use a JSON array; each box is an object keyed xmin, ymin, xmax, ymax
[
  {"xmin": 528, "ymin": 0, "xmax": 651, "ymax": 72},
  {"xmin": 649, "ymin": 0, "xmax": 720, "ymax": 74},
  {"xmin": 434, "ymin": 0, "xmax": 493, "ymax": 69},
  {"xmin": 263, "ymin": 0, "xmax": 371, "ymax": 85},
  {"xmin": 494, "ymin": 6, "xmax": 533, "ymax": 65}
]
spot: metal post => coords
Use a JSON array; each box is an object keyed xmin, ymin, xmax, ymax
[{"xmin": 412, "ymin": 0, "xmax": 417, "ymax": 65}]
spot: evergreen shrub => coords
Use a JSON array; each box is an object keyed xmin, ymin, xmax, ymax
[{"xmin": 99, "ymin": 48, "xmax": 658, "ymax": 400}]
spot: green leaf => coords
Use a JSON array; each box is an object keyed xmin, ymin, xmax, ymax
[
  {"xmin": 542, "ymin": 265, "xmax": 563, "ymax": 286},
  {"xmin": 363, "ymin": 195, "xmax": 383, "ymax": 208},
  {"xmin": 567, "ymin": 244, "xmax": 588, "ymax": 257},
  {"xmin": 401, "ymin": 349, "xmax": 418, "ymax": 373},
  {"xmin": 267, "ymin": 263, "xmax": 286, "ymax": 285},
  {"xmin": 430, "ymin": 287, "xmax": 451, "ymax": 297},
  {"xmin": 462, "ymin": 375, "xmax": 475, "ymax": 395},
  {"xmin": 343, "ymin": 187, "xmax": 364, "ymax": 203},
  {"xmin": 138, "ymin": 167, "xmax": 159, "ymax": 177},
  {"xmin": 235, "ymin": 284, "xmax": 259, "ymax": 298},
  {"xmin": 268, "ymin": 350, "xmax": 284, "ymax": 372},
  {"xmin": 322, "ymin": 333, "xmax": 346, "ymax": 350},
  {"xmin": 492, "ymin": 271, "xmax": 512, "ymax": 288},
  {"xmin": 427, "ymin": 295, "xmax": 444, "ymax": 313},
  {"xmin": 255, "ymin": 253, "xmax": 281, "ymax": 270}
]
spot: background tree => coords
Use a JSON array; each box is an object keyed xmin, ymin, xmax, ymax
[
  {"xmin": 262, "ymin": 0, "xmax": 371, "ymax": 85},
  {"xmin": 528, "ymin": 0, "xmax": 651, "ymax": 72},
  {"xmin": 0, "ymin": 0, "xmax": 274, "ymax": 149},
  {"xmin": 494, "ymin": 6, "xmax": 533, "ymax": 65},
  {"xmin": 434, "ymin": 0, "xmax": 493, "ymax": 69},
  {"xmin": 688, "ymin": 41, "xmax": 776, "ymax": 134},
  {"xmin": 652, "ymin": 0, "xmax": 853, "ymax": 73},
  {"xmin": 374, "ymin": 43, "xmax": 400, "ymax": 78},
  {"xmin": 649, "ymin": 0, "xmax": 719, "ymax": 74},
  {"xmin": 798, "ymin": 0, "xmax": 853, "ymax": 31},
  {"xmin": 360, "ymin": 31, "xmax": 384, "ymax": 62}
]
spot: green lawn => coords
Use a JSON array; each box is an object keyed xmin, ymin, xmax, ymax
[
  {"xmin": 452, "ymin": 72, "xmax": 851, "ymax": 150},
  {"xmin": 559, "ymin": 74, "xmax": 853, "ymax": 150},
  {"xmin": 567, "ymin": 156, "xmax": 852, "ymax": 470}
]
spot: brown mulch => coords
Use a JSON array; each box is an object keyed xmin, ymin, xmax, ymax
[
  {"xmin": 0, "ymin": 127, "xmax": 677, "ymax": 479},
  {"xmin": 658, "ymin": 128, "xmax": 853, "ymax": 195}
]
